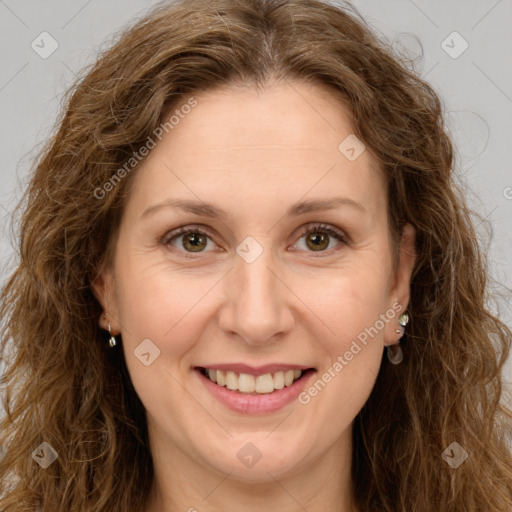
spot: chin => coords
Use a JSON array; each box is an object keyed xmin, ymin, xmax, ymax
[{"xmin": 202, "ymin": 440, "xmax": 307, "ymax": 482}]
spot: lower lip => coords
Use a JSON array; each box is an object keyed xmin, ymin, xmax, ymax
[{"xmin": 196, "ymin": 368, "xmax": 316, "ymax": 414}]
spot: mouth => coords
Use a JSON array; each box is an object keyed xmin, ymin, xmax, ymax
[{"xmin": 196, "ymin": 366, "xmax": 316, "ymax": 395}]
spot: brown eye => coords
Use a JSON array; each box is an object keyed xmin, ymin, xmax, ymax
[
  {"xmin": 293, "ymin": 223, "xmax": 348, "ymax": 254},
  {"xmin": 180, "ymin": 232, "xmax": 208, "ymax": 252},
  {"xmin": 163, "ymin": 227, "xmax": 215, "ymax": 254},
  {"xmin": 305, "ymin": 232, "xmax": 330, "ymax": 251}
]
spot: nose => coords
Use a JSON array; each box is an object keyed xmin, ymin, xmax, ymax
[{"xmin": 217, "ymin": 246, "xmax": 295, "ymax": 346}]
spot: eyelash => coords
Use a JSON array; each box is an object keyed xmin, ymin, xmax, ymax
[{"xmin": 161, "ymin": 223, "xmax": 348, "ymax": 258}]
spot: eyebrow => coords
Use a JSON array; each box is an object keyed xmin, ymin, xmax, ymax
[{"xmin": 140, "ymin": 196, "xmax": 366, "ymax": 221}]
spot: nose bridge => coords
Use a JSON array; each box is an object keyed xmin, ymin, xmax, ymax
[
  {"xmin": 219, "ymin": 239, "xmax": 293, "ymax": 344},
  {"xmin": 238, "ymin": 252, "xmax": 277, "ymax": 306}
]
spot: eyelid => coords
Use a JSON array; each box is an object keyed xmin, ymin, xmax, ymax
[
  {"xmin": 160, "ymin": 223, "xmax": 216, "ymax": 246},
  {"xmin": 294, "ymin": 223, "xmax": 348, "ymax": 244}
]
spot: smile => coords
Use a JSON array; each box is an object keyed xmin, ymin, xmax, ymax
[
  {"xmin": 200, "ymin": 367, "xmax": 309, "ymax": 394},
  {"xmin": 195, "ymin": 365, "xmax": 316, "ymax": 414}
]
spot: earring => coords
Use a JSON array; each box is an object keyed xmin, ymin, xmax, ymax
[
  {"xmin": 387, "ymin": 312, "xmax": 409, "ymax": 365},
  {"xmin": 107, "ymin": 321, "xmax": 117, "ymax": 348},
  {"xmin": 395, "ymin": 312, "xmax": 409, "ymax": 337}
]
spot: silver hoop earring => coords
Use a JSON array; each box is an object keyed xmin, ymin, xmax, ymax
[{"xmin": 108, "ymin": 321, "xmax": 117, "ymax": 348}]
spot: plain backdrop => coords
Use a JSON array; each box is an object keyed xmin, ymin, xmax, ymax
[{"xmin": 0, "ymin": 0, "xmax": 511, "ymax": 409}]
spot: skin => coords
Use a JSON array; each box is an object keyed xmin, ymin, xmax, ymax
[{"xmin": 93, "ymin": 80, "xmax": 416, "ymax": 512}]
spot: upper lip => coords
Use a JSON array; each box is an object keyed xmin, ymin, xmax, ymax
[{"xmin": 196, "ymin": 363, "xmax": 314, "ymax": 376}]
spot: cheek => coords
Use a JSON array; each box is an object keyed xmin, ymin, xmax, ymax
[
  {"xmin": 301, "ymin": 258, "xmax": 390, "ymax": 398},
  {"xmin": 290, "ymin": 268, "xmax": 390, "ymax": 450},
  {"xmin": 113, "ymin": 254, "xmax": 215, "ymax": 363},
  {"xmin": 316, "ymin": 287, "xmax": 388, "ymax": 382},
  {"xmin": 304, "ymin": 257, "xmax": 391, "ymax": 344},
  {"xmin": 113, "ymin": 261, "xmax": 214, "ymax": 418}
]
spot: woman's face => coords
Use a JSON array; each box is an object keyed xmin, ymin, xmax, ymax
[{"xmin": 94, "ymin": 81, "xmax": 415, "ymax": 483}]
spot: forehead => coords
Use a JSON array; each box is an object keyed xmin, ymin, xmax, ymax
[{"xmin": 126, "ymin": 81, "xmax": 387, "ymax": 223}]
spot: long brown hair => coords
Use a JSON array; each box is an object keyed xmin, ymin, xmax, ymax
[{"xmin": 1, "ymin": 0, "xmax": 511, "ymax": 510}]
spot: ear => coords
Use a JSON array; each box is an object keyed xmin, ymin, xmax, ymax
[
  {"xmin": 384, "ymin": 222, "xmax": 416, "ymax": 346},
  {"xmin": 91, "ymin": 266, "xmax": 122, "ymax": 335}
]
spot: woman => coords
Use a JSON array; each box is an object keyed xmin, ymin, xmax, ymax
[{"xmin": 1, "ymin": 0, "xmax": 511, "ymax": 510}]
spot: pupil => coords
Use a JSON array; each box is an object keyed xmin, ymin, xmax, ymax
[
  {"xmin": 308, "ymin": 233, "xmax": 328, "ymax": 251},
  {"xmin": 185, "ymin": 233, "xmax": 206, "ymax": 251}
]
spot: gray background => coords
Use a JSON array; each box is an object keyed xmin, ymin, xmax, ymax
[{"xmin": 0, "ymin": 0, "xmax": 511, "ymax": 401}]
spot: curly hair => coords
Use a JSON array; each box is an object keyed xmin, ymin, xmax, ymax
[{"xmin": 1, "ymin": 0, "xmax": 511, "ymax": 510}]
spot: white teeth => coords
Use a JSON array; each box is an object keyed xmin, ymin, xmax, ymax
[
  {"xmin": 273, "ymin": 371, "xmax": 285, "ymax": 389},
  {"xmin": 238, "ymin": 373, "xmax": 255, "ymax": 393},
  {"xmin": 284, "ymin": 370, "xmax": 295, "ymax": 386},
  {"xmin": 204, "ymin": 368, "xmax": 305, "ymax": 394},
  {"xmin": 255, "ymin": 374, "xmax": 274, "ymax": 393},
  {"xmin": 225, "ymin": 371, "xmax": 238, "ymax": 390},
  {"xmin": 216, "ymin": 370, "xmax": 226, "ymax": 387}
]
